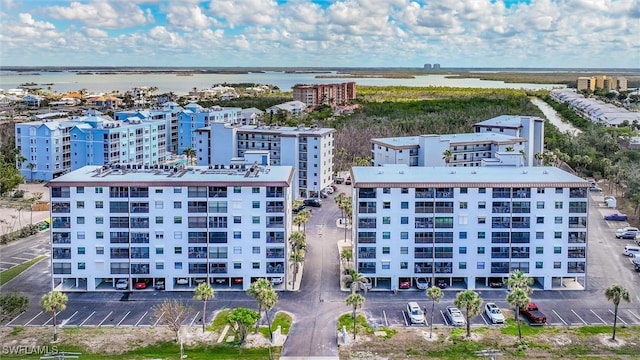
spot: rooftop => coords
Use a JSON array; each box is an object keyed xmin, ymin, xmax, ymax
[
  {"xmin": 474, "ymin": 115, "xmax": 542, "ymax": 128},
  {"xmin": 47, "ymin": 164, "xmax": 294, "ymax": 187},
  {"xmin": 351, "ymin": 164, "xmax": 587, "ymax": 187},
  {"xmin": 372, "ymin": 132, "xmax": 523, "ymax": 147}
]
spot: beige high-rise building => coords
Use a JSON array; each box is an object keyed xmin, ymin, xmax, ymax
[
  {"xmin": 577, "ymin": 77, "xmax": 595, "ymax": 91},
  {"xmin": 578, "ymin": 75, "xmax": 627, "ymax": 92}
]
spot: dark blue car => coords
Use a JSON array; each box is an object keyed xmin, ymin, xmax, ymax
[{"xmin": 604, "ymin": 213, "xmax": 628, "ymax": 221}]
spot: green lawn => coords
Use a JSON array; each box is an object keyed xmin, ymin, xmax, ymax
[
  {"xmin": 259, "ymin": 312, "xmax": 292, "ymax": 338},
  {"xmin": 0, "ymin": 255, "xmax": 46, "ymax": 286},
  {"xmin": 207, "ymin": 309, "xmax": 231, "ymax": 333}
]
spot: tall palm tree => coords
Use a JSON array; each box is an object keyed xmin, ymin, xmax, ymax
[
  {"xmin": 294, "ymin": 209, "xmax": 311, "ymax": 233},
  {"xmin": 605, "ymin": 284, "xmax": 631, "ymax": 341},
  {"xmin": 248, "ymin": 278, "xmax": 278, "ymax": 336},
  {"xmin": 453, "ymin": 290, "xmax": 483, "ymax": 338},
  {"xmin": 442, "ymin": 149, "xmax": 452, "ymax": 166},
  {"xmin": 289, "ymin": 231, "xmax": 306, "ymax": 252},
  {"xmin": 345, "ymin": 293, "xmax": 365, "ymax": 340},
  {"xmin": 193, "ymin": 282, "xmax": 214, "ymax": 332},
  {"xmin": 506, "ymin": 270, "xmax": 533, "ymax": 295},
  {"xmin": 40, "ymin": 291, "xmax": 68, "ymax": 342},
  {"xmin": 342, "ymin": 269, "xmax": 369, "ymax": 294},
  {"xmin": 27, "ymin": 162, "xmax": 36, "ymax": 182},
  {"xmin": 426, "ymin": 286, "xmax": 444, "ymax": 339},
  {"xmin": 182, "ymin": 147, "xmax": 196, "ymax": 165},
  {"xmin": 290, "ymin": 251, "xmax": 304, "ymax": 288},
  {"xmin": 506, "ymin": 288, "xmax": 530, "ymax": 340}
]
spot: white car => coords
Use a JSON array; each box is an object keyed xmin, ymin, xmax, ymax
[
  {"xmin": 446, "ymin": 306, "xmax": 466, "ymax": 326},
  {"xmin": 115, "ymin": 278, "xmax": 129, "ymax": 290},
  {"xmin": 416, "ymin": 278, "xmax": 429, "ymax": 290},
  {"xmin": 406, "ymin": 302, "xmax": 425, "ymax": 324},
  {"xmin": 616, "ymin": 227, "xmax": 639, "ymax": 238},
  {"xmin": 176, "ymin": 278, "xmax": 189, "ymax": 285},
  {"xmin": 484, "ymin": 303, "xmax": 505, "ymax": 324},
  {"xmin": 270, "ymin": 277, "xmax": 284, "ymax": 285},
  {"xmin": 324, "ymin": 187, "xmax": 334, "ymax": 194}
]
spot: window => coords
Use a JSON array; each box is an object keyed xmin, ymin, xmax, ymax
[
  {"xmin": 156, "ymin": 216, "xmax": 163, "ymax": 224},
  {"xmin": 253, "ymin": 231, "xmax": 260, "ymax": 239},
  {"xmin": 383, "ymin": 187, "xmax": 390, "ymax": 194},
  {"xmin": 233, "ymin": 216, "xmax": 241, "ymax": 224},
  {"xmin": 155, "ymin": 201, "xmax": 163, "ymax": 209},
  {"xmin": 477, "ymin": 261, "xmax": 485, "ymax": 269},
  {"xmin": 77, "ymin": 232, "xmax": 85, "ymax": 239},
  {"xmin": 553, "ymin": 261, "xmax": 561, "ymax": 269},
  {"xmin": 400, "ymin": 262, "xmax": 408, "ymax": 269},
  {"xmin": 175, "ymin": 262, "xmax": 182, "ymax": 269},
  {"xmin": 401, "ymin": 217, "xmax": 408, "ymax": 224},
  {"xmin": 536, "ymin": 262, "xmax": 543, "ymax": 269},
  {"xmin": 252, "ymin": 262, "xmax": 260, "ymax": 269},
  {"xmin": 477, "ymin": 247, "xmax": 485, "ymax": 254},
  {"xmin": 95, "ymin": 187, "xmax": 103, "ymax": 194},
  {"xmin": 77, "ymin": 217, "xmax": 85, "ymax": 224},
  {"xmin": 537, "ymin": 188, "xmax": 545, "ymax": 194},
  {"xmin": 78, "ymin": 262, "xmax": 85, "ymax": 270},
  {"xmin": 233, "ymin": 231, "xmax": 241, "ymax": 239},
  {"xmin": 478, "ymin": 216, "xmax": 486, "ymax": 224},
  {"xmin": 401, "ymin": 202, "xmax": 408, "ymax": 209},
  {"xmin": 175, "ymin": 247, "xmax": 182, "ymax": 254},
  {"xmin": 95, "ymin": 217, "xmax": 103, "ymax": 224},
  {"xmin": 252, "ymin": 216, "xmax": 260, "ymax": 224},
  {"xmin": 234, "ymin": 262, "xmax": 242, "ymax": 269},
  {"xmin": 400, "ymin": 232, "xmax": 408, "ymax": 240},
  {"xmin": 233, "ymin": 247, "xmax": 242, "ymax": 254},
  {"xmin": 252, "ymin": 246, "xmax": 260, "ymax": 254},
  {"xmin": 536, "ymin": 232, "xmax": 544, "ymax": 239},
  {"xmin": 77, "ymin": 187, "xmax": 84, "ymax": 194},
  {"xmin": 478, "ymin": 201, "xmax": 486, "ymax": 209},
  {"xmin": 77, "ymin": 201, "xmax": 85, "ymax": 209},
  {"xmin": 78, "ymin": 247, "xmax": 85, "ymax": 255},
  {"xmin": 381, "ymin": 262, "xmax": 390, "ymax": 270},
  {"xmin": 96, "ymin": 232, "xmax": 103, "ymax": 239},
  {"xmin": 233, "ymin": 186, "xmax": 241, "ymax": 193},
  {"xmin": 554, "ymin": 246, "xmax": 561, "ymax": 254},
  {"xmin": 459, "ymin": 232, "xmax": 467, "ymax": 240},
  {"xmin": 96, "ymin": 246, "xmax": 104, "ymax": 255},
  {"xmin": 252, "ymin": 187, "xmax": 260, "ymax": 194},
  {"xmin": 459, "ymin": 262, "xmax": 467, "ymax": 269},
  {"xmin": 478, "ymin": 188, "xmax": 486, "ymax": 194},
  {"xmin": 537, "ymin": 201, "xmax": 544, "ymax": 209},
  {"xmin": 536, "ymin": 217, "xmax": 544, "ymax": 224},
  {"xmin": 174, "ymin": 216, "xmax": 182, "ymax": 224},
  {"xmin": 156, "ymin": 262, "xmax": 164, "ymax": 270},
  {"xmin": 252, "ymin": 201, "xmax": 260, "ymax": 209},
  {"xmin": 460, "ymin": 202, "xmax": 468, "ymax": 209},
  {"xmin": 400, "ymin": 247, "xmax": 408, "ymax": 255},
  {"xmin": 155, "ymin": 189, "xmax": 163, "ymax": 194},
  {"xmin": 401, "ymin": 188, "xmax": 408, "ymax": 194},
  {"xmin": 382, "ymin": 232, "xmax": 390, "ymax": 240},
  {"xmin": 383, "ymin": 217, "xmax": 390, "ymax": 224},
  {"xmin": 536, "ymin": 246, "xmax": 544, "ymax": 254},
  {"xmin": 95, "ymin": 201, "xmax": 103, "ymax": 209},
  {"xmin": 174, "ymin": 187, "xmax": 182, "ymax": 194},
  {"xmin": 460, "ymin": 188, "xmax": 468, "ymax": 194},
  {"xmin": 459, "ymin": 246, "xmax": 467, "ymax": 254},
  {"xmin": 383, "ymin": 201, "xmax": 391, "ymax": 209},
  {"xmin": 554, "ymin": 232, "xmax": 562, "ymax": 239},
  {"xmin": 478, "ymin": 232, "xmax": 485, "ymax": 239},
  {"xmin": 174, "ymin": 201, "xmax": 182, "ymax": 209},
  {"xmin": 555, "ymin": 202, "xmax": 563, "ymax": 209},
  {"xmin": 555, "ymin": 216, "xmax": 563, "ymax": 224},
  {"xmin": 156, "ymin": 247, "xmax": 164, "ymax": 254}
]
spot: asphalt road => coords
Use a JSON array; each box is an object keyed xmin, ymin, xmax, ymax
[{"xmin": 2, "ymin": 185, "xmax": 640, "ymax": 358}]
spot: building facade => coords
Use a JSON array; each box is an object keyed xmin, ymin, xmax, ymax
[
  {"xmin": 473, "ymin": 115, "xmax": 544, "ymax": 166},
  {"xmin": 292, "ymin": 82, "xmax": 356, "ymax": 108},
  {"xmin": 47, "ymin": 164, "xmax": 294, "ymax": 292},
  {"xmin": 350, "ymin": 165, "xmax": 589, "ymax": 291},
  {"xmin": 177, "ymin": 103, "xmax": 242, "ymax": 153},
  {"xmin": 195, "ymin": 123, "xmax": 335, "ymax": 198}
]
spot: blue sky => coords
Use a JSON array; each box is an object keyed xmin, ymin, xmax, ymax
[{"xmin": 0, "ymin": 0, "xmax": 638, "ymax": 68}]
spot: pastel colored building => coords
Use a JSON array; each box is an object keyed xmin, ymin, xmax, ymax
[{"xmin": 177, "ymin": 103, "xmax": 242, "ymax": 153}]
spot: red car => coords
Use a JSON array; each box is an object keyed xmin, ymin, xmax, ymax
[
  {"xmin": 399, "ymin": 280, "xmax": 411, "ymax": 289},
  {"xmin": 134, "ymin": 279, "xmax": 149, "ymax": 289}
]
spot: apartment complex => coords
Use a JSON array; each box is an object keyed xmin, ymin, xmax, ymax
[
  {"xmin": 550, "ymin": 89, "xmax": 640, "ymax": 127},
  {"xmin": 47, "ymin": 163, "xmax": 294, "ymax": 292},
  {"xmin": 177, "ymin": 103, "xmax": 242, "ymax": 153},
  {"xmin": 371, "ymin": 115, "xmax": 543, "ymax": 168},
  {"xmin": 293, "ymin": 82, "xmax": 356, "ymax": 108},
  {"xmin": 577, "ymin": 75, "xmax": 628, "ymax": 92},
  {"xmin": 195, "ymin": 123, "xmax": 335, "ymax": 198},
  {"xmin": 350, "ymin": 164, "xmax": 589, "ymax": 291},
  {"xmin": 114, "ymin": 101, "xmax": 182, "ymax": 153},
  {"xmin": 15, "ymin": 110, "xmax": 169, "ymax": 181}
]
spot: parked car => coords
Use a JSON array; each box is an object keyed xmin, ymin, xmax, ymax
[
  {"xmin": 399, "ymin": 280, "xmax": 411, "ymax": 289},
  {"xmin": 270, "ymin": 277, "xmax": 284, "ymax": 285},
  {"xmin": 154, "ymin": 279, "xmax": 165, "ymax": 290},
  {"xmin": 319, "ymin": 191, "xmax": 328, "ymax": 199},
  {"xmin": 335, "ymin": 177, "xmax": 344, "ymax": 184},
  {"xmin": 303, "ymin": 199, "xmax": 322, "ymax": 207},
  {"xmin": 489, "ymin": 279, "xmax": 504, "ymax": 288},
  {"xmin": 521, "ymin": 303, "xmax": 547, "ymax": 325},
  {"xmin": 345, "ymin": 177, "xmax": 352, "ymax": 185},
  {"xmin": 115, "ymin": 278, "xmax": 129, "ymax": 290},
  {"xmin": 331, "ymin": 184, "xmax": 338, "ymax": 191},
  {"xmin": 406, "ymin": 302, "xmax": 425, "ymax": 324},
  {"xmin": 176, "ymin": 278, "xmax": 189, "ymax": 285},
  {"xmin": 437, "ymin": 280, "xmax": 448, "ymax": 289},
  {"xmin": 604, "ymin": 213, "xmax": 628, "ymax": 221},
  {"xmin": 446, "ymin": 306, "xmax": 466, "ymax": 326},
  {"xmin": 416, "ymin": 277, "xmax": 429, "ymax": 290},
  {"xmin": 324, "ymin": 187, "xmax": 334, "ymax": 194},
  {"xmin": 134, "ymin": 279, "xmax": 150, "ymax": 289},
  {"xmin": 589, "ymin": 186, "xmax": 603, "ymax": 192},
  {"xmin": 292, "ymin": 205, "xmax": 306, "ymax": 213},
  {"xmin": 616, "ymin": 227, "xmax": 639, "ymax": 239},
  {"xmin": 484, "ymin": 303, "xmax": 505, "ymax": 324}
]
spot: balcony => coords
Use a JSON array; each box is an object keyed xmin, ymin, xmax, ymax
[
  {"xmin": 210, "ymin": 263, "xmax": 228, "ymax": 274},
  {"xmin": 266, "ymin": 249, "xmax": 285, "ymax": 258},
  {"xmin": 52, "ymin": 217, "xmax": 71, "ymax": 229},
  {"xmin": 569, "ymin": 188, "xmax": 587, "ymax": 198},
  {"xmin": 415, "ymin": 189, "xmax": 434, "ymax": 198},
  {"xmin": 267, "ymin": 262, "xmax": 285, "ymax": 274},
  {"xmin": 52, "ymin": 248, "xmax": 71, "ymax": 259},
  {"xmin": 131, "ymin": 264, "xmax": 150, "ymax": 274},
  {"xmin": 358, "ymin": 218, "xmax": 376, "ymax": 229},
  {"xmin": 266, "ymin": 205, "xmax": 285, "ymax": 213},
  {"xmin": 358, "ymin": 189, "xmax": 376, "ymax": 199},
  {"xmin": 358, "ymin": 251, "xmax": 376, "ymax": 259},
  {"xmin": 51, "ymin": 203, "xmax": 70, "ymax": 213},
  {"xmin": 358, "ymin": 206, "xmax": 376, "ymax": 214},
  {"xmin": 266, "ymin": 233, "xmax": 285, "ymax": 243},
  {"xmin": 52, "ymin": 233, "xmax": 71, "ymax": 244},
  {"xmin": 568, "ymin": 232, "xmax": 587, "ymax": 243}
]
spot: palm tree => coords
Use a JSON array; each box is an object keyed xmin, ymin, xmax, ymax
[
  {"xmin": 453, "ymin": 290, "xmax": 483, "ymax": 338},
  {"xmin": 426, "ymin": 286, "xmax": 444, "ymax": 339},
  {"xmin": 289, "ymin": 231, "xmax": 306, "ymax": 252},
  {"xmin": 335, "ymin": 192, "xmax": 352, "ymax": 242},
  {"xmin": 290, "ymin": 251, "xmax": 304, "ymax": 288},
  {"xmin": 40, "ymin": 291, "xmax": 68, "ymax": 342},
  {"xmin": 342, "ymin": 269, "xmax": 370, "ymax": 294},
  {"xmin": 182, "ymin": 147, "xmax": 196, "ymax": 165},
  {"xmin": 27, "ymin": 162, "xmax": 36, "ymax": 182},
  {"xmin": 15, "ymin": 153, "xmax": 26, "ymax": 168},
  {"xmin": 605, "ymin": 284, "xmax": 631, "ymax": 341},
  {"xmin": 442, "ymin": 149, "xmax": 452, "ymax": 166},
  {"xmin": 345, "ymin": 293, "xmax": 365, "ymax": 340},
  {"xmin": 193, "ymin": 282, "xmax": 214, "ymax": 332},
  {"xmin": 294, "ymin": 209, "xmax": 311, "ymax": 233},
  {"xmin": 505, "ymin": 146, "xmax": 514, "ymax": 152},
  {"xmin": 248, "ymin": 278, "xmax": 278, "ymax": 337},
  {"xmin": 506, "ymin": 270, "xmax": 533, "ymax": 295},
  {"xmin": 506, "ymin": 288, "xmax": 530, "ymax": 340}
]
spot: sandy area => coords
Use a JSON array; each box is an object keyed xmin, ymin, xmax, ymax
[{"xmin": 0, "ymin": 183, "xmax": 50, "ymax": 236}]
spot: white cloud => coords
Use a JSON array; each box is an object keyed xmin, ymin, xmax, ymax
[
  {"xmin": 46, "ymin": 1, "xmax": 154, "ymax": 29},
  {"xmin": 208, "ymin": 0, "xmax": 278, "ymax": 27}
]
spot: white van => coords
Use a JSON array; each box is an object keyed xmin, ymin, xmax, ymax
[{"xmin": 623, "ymin": 245, "xmax": 640, "ymax": 257}]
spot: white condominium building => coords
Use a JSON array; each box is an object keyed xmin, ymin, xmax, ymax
[
  {"xmin": 195, "ymin": 123, "xmax": 335, "ymax": 198},
  {"xmin": 350, "ymin": 164, "xmax": 589, "ymax": 291},
  {"xmin": 47, "ymin": 163, "xmax": 294, "ymax": 292}
]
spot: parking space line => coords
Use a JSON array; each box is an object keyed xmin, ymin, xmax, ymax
[
  {"xmin": 608, "ymin": 310, "xmax": 627, "ymax": 325},
  {"xmin": 97, "ymin": 311, "xmax": 113, "ymax": 327},
  {"xmin": 117, "ymin": 311, "xmax": 131, "ymax": 327},
  {"xmin": 153, "ymin": 312, "xmax": 165, "ymax": 327},
  {"xmin": 480, "ymin": 314, "xmax": 489, "ymax": 325},
  {"xmin": 551, "ymin": 310, "xmax": 568, "ymax": 326},
  {"xmin": 439, "ymin": 310, "xmax": 449, "ymax": 326},
  {"xmin": 61, "ymin": 311, "xmax": 78, "ymax": 327},
  {"xmin": 590, "ymin": 310, "xmax": 607, "ymax": 325},
  {"xmin": 382, "ymin": 310, "xmax": 388, "ymax": 326},
  {"xmin": 627, "ymin": 310, "xmax": 640, "ymax": 322},
  {"xmin": 571, "ymin": 310, "xmax": 586, "ymax": 325},
  {"xmin": 24, "ymin": 311, "xmax": 43, "ymax": 326},
  {"xmin": 12, "ymin": 257, "xmax": 31, "ymax": 261},
  {"xmin": 135, "ymin": 311, "xmax": 148, "ymax": 327},
  {"xmin": 79, "ymin": 311, "xmax": 96, "ymax": 326},
  {"xmin": 43, "ymin": 311, "xmax": 60, "ymax": 326},
  {"xmin": 190, "ymin": 311, "xmax": 200, "ymax": 326},
  {"xmin": 0, "ymin": 261, "xmax": 19, "ymax": 266},
  {"xmin": 6, "ymin": 312, "xmax": 25, "ymax": 326}
]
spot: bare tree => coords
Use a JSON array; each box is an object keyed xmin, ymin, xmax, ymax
[{"xmin": 152, "ymin": 300, "xmax": 192, "ymax": 342}]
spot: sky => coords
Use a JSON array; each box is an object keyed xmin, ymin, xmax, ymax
[{"xmin": 0, "ymin": 0, "xmax": 638, "ymax": 69}]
